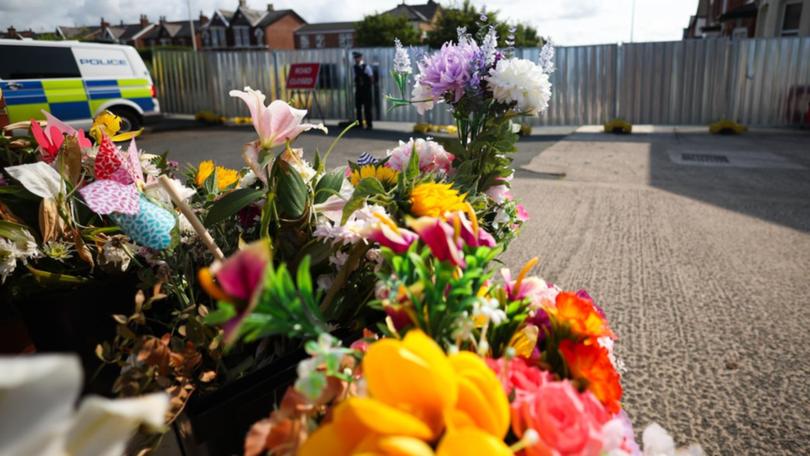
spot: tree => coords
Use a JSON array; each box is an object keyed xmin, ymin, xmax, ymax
[
  {"xmin": 426, "ymin": 0, "xmax": 540, "ymax": 49},
  {"xmin": 355, "ymin": 13, "xmax": 421, "ymax": 47}
]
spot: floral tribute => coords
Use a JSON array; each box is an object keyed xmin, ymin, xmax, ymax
[{"xmin": 0, "ymin": 21, "xmax": 701, "ymax": 456}]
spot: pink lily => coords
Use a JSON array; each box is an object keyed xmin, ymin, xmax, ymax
[
  {"xmin": 407, "ymin": 216, "xmax": 466, "ymax": 267},
  {"xmin": 500, "ymin": 258, "xmax": 560, "ymax": 308},
  {"xmin": 446, "ymin": 211, "xmax": 496, "ymax": 248},
  {"xmin": 363, "ymin": 213, "xmax": 418, "ymax": 254},
  {"xmin": 198, "ymin": 240, "xmax": 271, "ymax": 344},
  {"xmin": 229, "ymin": 87, "xmax": 327, "ymax": 149}
]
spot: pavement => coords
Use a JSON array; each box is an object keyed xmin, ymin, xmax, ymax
[
  {"xmin": 140, "ymin": 122, "xmax": 810, "ymax": 455},
  {"xmin": 503, "ymin": 128, "xmax": 810, "ymax": 455}
]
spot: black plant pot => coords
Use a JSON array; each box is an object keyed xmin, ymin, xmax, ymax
[
  {"xmin": 179, "ymin": 345, "xmax": 306, "ymax": 455},
  {"xmin": 3, "ymin": 275, "xmax": 140, "ymax": 396},
  {"xmin": 177, "ymin": 329, "xmax": 364, "ymax": 455}
]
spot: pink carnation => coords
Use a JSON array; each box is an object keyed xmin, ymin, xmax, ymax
[{"xmin": 385, "ymin": 138, "xmax": 454, "ymax": 176}]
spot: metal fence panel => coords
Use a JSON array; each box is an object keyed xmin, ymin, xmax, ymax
[{"xmin": 153, "ymin": 37, "xmax": 810, "ymax": 127}]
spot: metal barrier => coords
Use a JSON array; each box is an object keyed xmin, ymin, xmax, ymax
[{"xmin": 153, "ymin": 37, "xmax": 810, "ymax": 127}]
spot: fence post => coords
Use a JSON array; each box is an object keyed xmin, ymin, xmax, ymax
[{"xmin": 614, "ymin": 43, "xmax": 623, "ymax": 120}]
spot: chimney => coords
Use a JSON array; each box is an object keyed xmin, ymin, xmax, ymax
[
  {"xmin": 139, "ymin": 14, "xmax": 149, "ymax": 28},
  {"xmin": 100, "ymin": 17, "xmax": 109, "ymax": 28},
  {"xmin": 119, "ymin": 19, "xmax": 124, "ymax": 26},
  {"xmin": 7, "ymin": 26, "xmax": 17, "ymax": 39},
  {"xmin": 238, "ymin": 0, "xmax": 246, "ymax": 7},
  {"xmin": 159, "ymin": 16, "xmax": 166, "ymax": 25},
  {"xmin": 199, "ymin": 11, "xmax": 209, "ymax": 25},
  {"xmin": 267, "ymin": 3, "xmax": 274, "ymax": 11}
]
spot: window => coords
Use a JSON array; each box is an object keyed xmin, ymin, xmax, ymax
[
  {"xmin": 255, "ymin": 28, "xmax": 265, "ymax": 46},
  {"xmin": 732, "ymin": 27, "xmax": 749, "ymax": 39},
  {"xmin": 299, "ymin": 35, "xmax": 310, "ymax": 49},
  {"xmin": 159, "ymin": 38, "xmax": 171, "ymax": 46},
  {"xmin": 781, "ymin": 2, "xmax": 803, "ymax": 36},
  {"xmin": 315, "ymin": 34, "xmax": 325, "ymax": 48},
  {"xmin": 0, "ymin": 45, "xmax": 80, "ymax": 79},
  {"xmin": 339, "ymin": 32, "xmax": 353, "ymax": 48},
  {"xmin": 209, "ymin": 26, "xmax": 226, "ymax": 47},
  {"xmin": 234, "ymin": 26, "xmax": 250, "ymax": 47}
]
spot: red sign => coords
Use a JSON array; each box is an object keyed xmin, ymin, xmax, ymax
[{"xmin": 286, "ymin": 63, "xmax": 320, "ymax": 90}]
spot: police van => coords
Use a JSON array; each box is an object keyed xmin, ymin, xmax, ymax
[{"xmin": 0, "ymin": 39, "xmax": 160, "ymax": 132}]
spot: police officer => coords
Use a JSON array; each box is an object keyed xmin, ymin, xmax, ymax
[{"xmin": 353, "ymin": 51, "xmax": 374, "ymax": 130}]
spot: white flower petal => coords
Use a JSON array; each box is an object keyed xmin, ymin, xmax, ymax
[{"xmin": 5, "ymin": 162, "xmax": 64, "ymax": 199}]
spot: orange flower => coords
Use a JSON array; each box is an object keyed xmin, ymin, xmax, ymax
[
  {"xmin": 547, "ymin": 292, "xmax": 614, "ymax": 340},
  {"xmin": 558, "ymin": 339, "xmax": 622, "ymax": 413}
]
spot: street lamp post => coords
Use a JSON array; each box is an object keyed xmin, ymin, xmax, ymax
[
  {"xmin": 629, "ymin": 0, "xmax": 637, "ymax": 42},
  {"xmin": 188, "ymin": 0, "xmax": 197, "ymax": 51}
]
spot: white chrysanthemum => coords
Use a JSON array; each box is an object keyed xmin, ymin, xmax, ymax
[
  {"xmin": 0, "ymin": 239, "xmax": 17, "ymax": 283},
  {"xmin": 486, "ymin": 58, "xmax": 552, "ymax": 115},
  {"xmin": 100, "ymin": 239, "xmax": 133, "ymax": 272}
]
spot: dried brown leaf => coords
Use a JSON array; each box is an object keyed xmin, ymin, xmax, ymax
[
  {"xmin": 59, "ymin": 136, "xmax": 83, "ymax": 186},
  {"xmin": 0, "ymin": 201, "xmax": 24, "ymax": 224},
  {"xmin": 73, "ymin": 232, "xmax": 94, "ymax": 268},
  {"xmin": 136, "ymin": 336, "xmax": 171, "ymax": 376},
  {"xmin": 38, "ymin": 198, "xmax": 60, "ymax": 243}
]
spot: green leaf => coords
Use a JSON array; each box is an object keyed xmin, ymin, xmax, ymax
[
  {"xmin": 275, "ymin": 160, "xmax": 308, "ymax": 219},
  {"xmin": 406, "ymin": 142, "xmax": 420, "ymax": 180},
  {"xmin": 0, "ymin": 220, "xmax": 32, "ymax": 243},
  {"xmin": 203, "ymin": 188, "xmax": 264, "ymax": 227},
  {"xmin": 340, "ymin": 177, "xmax": 386, "ymax": 224},
  {"xmin": 314, "ymin": 168, "xmax": 345, "ymax": 204},
  {"xmin": 205, "ymin": 302, "xmax": 237, "ymax": 325}
]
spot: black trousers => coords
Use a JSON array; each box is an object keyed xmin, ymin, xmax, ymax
[{"xmin": 355, "ymin": 92, "xmax": 373, "ymax": 129}]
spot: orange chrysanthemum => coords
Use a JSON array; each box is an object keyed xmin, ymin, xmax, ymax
[
  {"xmin": 547, "ymin": 292, "xmax": 614, "ymax": 340},
  {"xmin": 558, "ymin": 339, "xmax": 623, "ymax": 413}
]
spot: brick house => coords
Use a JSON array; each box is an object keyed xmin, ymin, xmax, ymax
[
  {"xmin": 201, "ymin": 1, "xmax": 306, "ymax": 49},
  {"xmin": 684, "ymin": 0, "xmax": 809, "ymax": 39},
  {"xmin": 382, "ymin": 0, "xmax": 442, "ymax": 40},
  {"xmin": 140, "ymin": 15, "xmax": 208, "ymax": 48},
  {"xmin": 294, "ymin": 22, "xmax": 357, "ymax": 49}
]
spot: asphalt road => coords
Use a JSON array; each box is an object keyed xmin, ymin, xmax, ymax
[{"xmin": 140, "ymin": 125, "xmax": 810, "ymax": 455}]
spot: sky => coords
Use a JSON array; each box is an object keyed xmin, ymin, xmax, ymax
[{"xmin": 0, "ymin": 0, "xmax": 700, "ymax": 46}]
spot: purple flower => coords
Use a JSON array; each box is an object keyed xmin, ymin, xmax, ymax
[
  {"xmin": 526, "ymin": 307, "xmax": 552, "ymax": 346},
  {"xmin": 417, "ymin": 42, "xmax": 477, "ymax": 102}
]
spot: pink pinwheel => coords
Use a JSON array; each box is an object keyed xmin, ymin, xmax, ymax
[
  {"xmin": 29, "ymin": 111, "xmax": 92, "ymax": 163},
  {"xmin": 407, "ymin": 216, "xmax": 466, "ymax": 267},
  {"xmin": 229, "ymin": 87, "xmax": 327, "ymax": 149},
  {"xmin": 362, "ymin": 213, "xmax": 418, "ymax": 254},
  {"xmin": 198, "ymin": 240, "xmax": 271, "ymax": 344},
  {"xmin": 78, "ymin": 136, "xmax": 140, "ymax": 216}
]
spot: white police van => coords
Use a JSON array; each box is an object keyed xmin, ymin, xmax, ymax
[{"xmin": 0, "ymin": 39, "xmax": 160, "ymax": 131}]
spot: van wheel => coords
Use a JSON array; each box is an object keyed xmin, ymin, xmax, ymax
[{"xmin": 108, "ymin": 107, "xmax": 142, "ymax": 133}]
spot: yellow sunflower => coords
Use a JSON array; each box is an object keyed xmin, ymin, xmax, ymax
[
  {"xmin": 409, "ymin": 182, "xmax": 468, "ymax": 218},
  {"xmin": 196, "ymin": 160, "xmax": 240, "ymax": 190},
  {"xmin": 350, "ymin": 165, "xmax": 399, "ymax": 187}
]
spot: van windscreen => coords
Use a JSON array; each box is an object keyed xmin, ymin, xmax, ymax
[{"xmin": 0, "ymin": 45, "xmax": 81, "ymax": 79}]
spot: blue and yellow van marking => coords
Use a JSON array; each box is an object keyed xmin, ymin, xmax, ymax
[{"xmin": 0, "ymin": 78, "xmax": 155, "ymax": 123}]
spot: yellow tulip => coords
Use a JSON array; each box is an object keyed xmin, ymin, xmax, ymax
[
  {"xmin": 446, "ymin": 352, "xmax": 510, "ymax": 439},
  {"xmin": 299, "ymin": 331, "xmax": 512, "ymax": 456},
  {"xmin": 436, "ymin": 428, "xmax": 513, "ymax": 456},
  {"xmin": 363, "ymin": 330, "xmax": 458, "ymax": 437}
]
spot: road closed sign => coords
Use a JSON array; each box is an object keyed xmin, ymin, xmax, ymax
[{"xmin": 286, "ymin": 63, "xmax": 320, "ymax": 90}]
